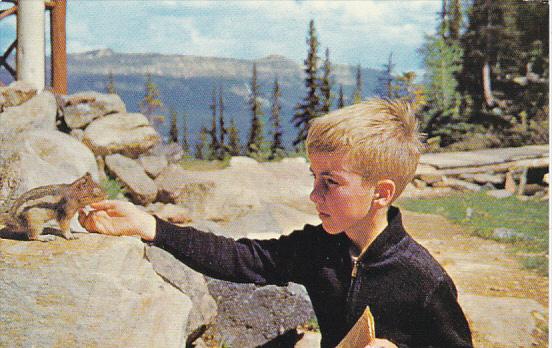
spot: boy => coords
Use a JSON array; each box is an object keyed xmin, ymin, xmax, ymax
[{"xmin": 79, "ymin": 98, "xmax": 472, "ymax": 347}]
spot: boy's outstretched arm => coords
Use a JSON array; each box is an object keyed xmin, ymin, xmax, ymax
[{"xmin": 79, "ymin": 200, "xmax": 305, "ymax": 286}]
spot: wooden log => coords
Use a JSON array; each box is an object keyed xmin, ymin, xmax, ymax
[{"xmin": 420, "ymin": 157, "xmax": 548, "ymax": 176}]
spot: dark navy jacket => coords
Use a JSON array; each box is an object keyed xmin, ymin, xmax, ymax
[{"xmin": 152, "ymin": 206, "xmax": 473, "ymax": 347}]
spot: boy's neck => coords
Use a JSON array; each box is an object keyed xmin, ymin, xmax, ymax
[{"xmin": 346, "ymin": 207, "xmax": 389, "ymax": 254}]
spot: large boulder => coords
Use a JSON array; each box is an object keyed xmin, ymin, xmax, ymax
[
  {"xmin": 0, "ymin": 91, "xmax": 57, "ymax": 134},
  {"xmin": 0, "ymin": 81, "xmax": 37, "ymax": 111},
  {"xmin": 139, "ymin": 154, "xmax": 169, "ymax": 178},
  {"xmin": 146, "ymin": 246, "xmax": 218, "ymax": 339},
  {"xmin": 83, "ymin": 112, "xmax": 160, "ymax": 158},
  {"xmin": 0, "ymin": 234, "xmax": 193, "ymax": 348},
  {"xmin": 62, "ymin": 91, "xmax": 126, "ymax": 129},
  {"xmin": 155, "ymin": 165, "xmax": 261, "ymax": 221},
  {"xmin": 105, "ymin": 154, "xmax": 158, "ymax": 205},
  {"xmin": 206, "ymin": 280, "xmax": 314, "ymax": 348},
  {"xmin": 0, "ymin": 130, "xmax": 99, "ymax": 198}
]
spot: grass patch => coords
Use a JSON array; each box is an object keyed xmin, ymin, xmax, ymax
[
  {"xmin": 397, "ymin": 192, "xmax": 548, "ymax": 275},
  {"xmin": 100, "ymin": 177, "xmax": 126, "ymax": 199},
  {"xmin": 179, "ymin": 157, "xmax": 231, "ymax": 171}
]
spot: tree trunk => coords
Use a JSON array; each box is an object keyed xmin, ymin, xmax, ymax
[{"xmin": 482, "ymin": 61, "xmax": 495, "ymax": 107}]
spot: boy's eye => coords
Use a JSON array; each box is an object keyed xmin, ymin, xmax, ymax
[{"xmin": 325, "ymin": 178, "xmax": 339, "ymax": 186}]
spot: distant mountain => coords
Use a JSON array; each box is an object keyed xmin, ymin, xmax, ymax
[{"xmin": 5, "ymin": 49, "xmax": 386, "ymax": 150}]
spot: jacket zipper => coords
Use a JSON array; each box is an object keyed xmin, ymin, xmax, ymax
[{"xmin": 345, "ymin": 258, "xmax": 361, "ymax": 325}]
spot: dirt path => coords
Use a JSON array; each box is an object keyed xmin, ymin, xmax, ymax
[{"xmin": 402, "ymin": 210, "xmax": 548, "ymax": 348}]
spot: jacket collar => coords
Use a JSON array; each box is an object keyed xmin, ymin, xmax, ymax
[{"xmin": 352, "ymin": 206, "xmax": 408, "ymax": 262}]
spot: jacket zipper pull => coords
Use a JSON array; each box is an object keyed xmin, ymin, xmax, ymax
[{"xmin": 351, "ymin": 259, "xmax": 359, "ymax": 278}]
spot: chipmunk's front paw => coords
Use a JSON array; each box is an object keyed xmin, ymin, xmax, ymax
[
  {"xmin": 36, "ymin": 235, "xmax": 57, "ymax": 242},
  {"xmin": 63, "ymin": 232, "xmax": 79, "ymax": 240}
]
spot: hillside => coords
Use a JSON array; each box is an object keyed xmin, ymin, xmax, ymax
[{"xmin": 61, "ymin": 49, "xmax": 384, "ymax": 149}]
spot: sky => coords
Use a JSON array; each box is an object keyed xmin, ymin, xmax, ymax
[{"xmin": 0, "ymin": 1, "xmax": 442, "ymax": 76}]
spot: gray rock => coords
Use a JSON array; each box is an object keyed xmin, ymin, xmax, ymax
[
  {"xmin": 543, "ymin": 173, "xmax": 549, "ymax": 185},
  {"xmin": 459, "ymin": 173, "xmax": 505, "ymax": 185},
  {"xmin": 105, "ymin": 154, "xmax": 158, "ymax": 205},
  {"xmin": 62, "ymin": 91, "xmax": 126, "ymax": 129},
  {"xmin": 0, "ymin": 91, "xmax": 57, "ymax": 134},
  {"xmin": 0, "ymin": 234, "xmax": 192, "ymax": 348},
  {"xmin": 148, "ymin": 143, "xmax": 185, "ymax": 163},
  {"xmin": 492, "ymin": 228, "xmax": 532, "ymax": 241},
  {"xmin": 83, "ymin": 112, "xmax": 160, "ymax": 158},
  {"xmin": 486, "ymin": 190, "xmax": 513, "ymax": 199},
  {"xmin": 0, "ymin": 81, "xmax": 37, "ymax": 111},
  {"xmin": 146, "ymin": 203, "xmax": 192, "ymax": 224},
  {"xmin": 206, "ymin": 279, "xmax": 314, "ymax": 348},
  {"xmin": 146, "ymin": 246, "xmax": 218, "ymax": 339},
  {"xmin": 139, "ymin": 154, "xmax": 169, "ymax": 178}
]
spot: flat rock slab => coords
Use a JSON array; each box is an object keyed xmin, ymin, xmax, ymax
[
  {"xmin": 460, "ymin": 294, "xmax": 546, "ymax": 348},
  {"xmin": 420, "ymin": 145, "xmax": 549, "ymax": 169}
]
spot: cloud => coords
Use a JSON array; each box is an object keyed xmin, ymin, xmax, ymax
[{"xmin": 62, "ymin": 1, "xmax": 441, "ymax": 73}]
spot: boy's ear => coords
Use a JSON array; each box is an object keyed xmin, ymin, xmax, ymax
[{"xmin": 372, "ymin": 180, "xmax": 396, "ymax": 208}]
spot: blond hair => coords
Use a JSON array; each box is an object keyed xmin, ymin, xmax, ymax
[{"xmin": 306, "ymin": 98, "xmax": 425, "ymax": 201}]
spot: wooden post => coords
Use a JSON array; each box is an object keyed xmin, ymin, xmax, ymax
[
  {"xmin": 16, "ymin": 0, "xmax": 45, "ymax": 91},
  {"xmin": 50, "ymin": 0, "xmax": 67, "ymax": 94}
]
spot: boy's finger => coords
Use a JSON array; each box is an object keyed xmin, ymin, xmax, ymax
[{"xmin": 89, "ymin": 200, "xmax": 118, "ymax": 210}]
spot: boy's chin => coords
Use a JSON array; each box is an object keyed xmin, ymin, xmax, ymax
[{"xmin": 321, "ymin": 222, "xmax": 344, "ymax": 235}]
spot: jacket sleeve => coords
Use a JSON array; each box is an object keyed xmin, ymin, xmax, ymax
[
  {"xmin": 151, "ymin": 216, "xmax": 313, "ymax": 286},
  {"xmin": 420, "ymin": 278, "xmax": 473, "ymax": 348}
]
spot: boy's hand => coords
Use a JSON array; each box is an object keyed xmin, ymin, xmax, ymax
[
  {"xmin": 365, "ymin": 338, "xmax": 398, "ymax": 348},
  {"xmin": 78, "ymin": 200, "xmax": 157, "ymax": 241}
]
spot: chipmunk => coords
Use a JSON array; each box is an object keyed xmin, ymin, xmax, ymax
[{"xmin": 0, "ymin": 173, "xmax": 107, "ymax": 242}]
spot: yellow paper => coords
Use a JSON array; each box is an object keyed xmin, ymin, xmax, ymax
[{"xmin": 336, "ymin": 306, "xmax": 376, "ymax": 348}]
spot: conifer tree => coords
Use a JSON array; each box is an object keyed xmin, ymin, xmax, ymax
[
  {"xmin": 247, "ymin": 63, "xmax": 264, "ymax": 156},
  {"xmin": 169, "ymin": 108, "xmax": 178, "ymax": 144},
  {"xmin": 228, "ymin": 118, "xmax": 241, "ymax": 156},
  {"xmin": 181, "ymin": 111, "xmax": 190, "ymax": 154},
  {"xmin": 352, "ymin": 64, "xmax": 362, "ymax": 104},
  {"xmin": 218, "ymin": 85, "xmax": 228, "ymax": 159},
  {"xmin": 195, "ymin": 127, "xmax": 208, "ymax": 160},
  {"xmin": 208, "ymin": 87, "xmax": 219, "ymax": 160},
  {"xmin": 139, "ymin": 73, "xmax": 163, "ymax": 125},
  {"xmin": 338, "ymin": 84, "xmax": 345, "ymax": 108},
  {"xmin": 106, "ymin": 71, "xmax": 117, "ymax": 94},
  {"xmin": 269, "ymin": 77, "xmax": 285, "ymax": 160},
  {"xmin": 320, "ymin": 48, "xmax": 333, "ymax": 114},
  {"xmin": 292, "ymin": 19, "xmax": 321, "ymax": 147},
  {"xmin": 377, "ymin": 53, "xmax": 396, "ymax": 98}
]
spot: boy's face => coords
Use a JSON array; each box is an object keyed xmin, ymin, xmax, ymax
[{"xmin": 309, "ymin": 151, "xmax": 376, "ymax": 235}]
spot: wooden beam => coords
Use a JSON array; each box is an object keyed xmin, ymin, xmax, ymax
[
  {"xmin": 50, "ymin": 0, "xmax": 67, "ymax": 94},
  {"xmin": 0, "ymin": 5, "xmax": 17, "ymax": 20}
]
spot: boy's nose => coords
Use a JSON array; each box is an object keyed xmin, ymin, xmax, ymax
[{"xmin": 310, "ymin": 184, "xmax": 324, "ymax": 205}]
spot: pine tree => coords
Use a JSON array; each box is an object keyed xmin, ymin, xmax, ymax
[
  {"xmin": 352, "ymin": 64, "xmax": 362, "ymax": 104},
  {"xmin": 269, "ymin": 77, "xmax": 285, "ymax": 160},
  {"xmin": 106, "ymin": 71, "xmax": 117, "ymax": 94},
  {"xmin": 139, "ymin": 73, "xmax": 164, "ymax": 128},
  {"xmin": 292, "ymin": 19, "xmax": 321, "ymax": 148},
  {"xmin": 419, "ymin": 0, "xmax": 466, "ymax": 145},
  {"xmin": 181, "ymin": 111, "xmax": 190, "ymax": 154},
  {"xmin": 319, "ymin": 48, "xmax": 332, "ymax": 114},
  {"xmin": 377, "ymin": 53, "xmax": 396, "ymax": 98},
  {"xmin": 218, "ymin": 85, "xmax": 228, "ymax": 159},
  {"xmin": 195, "ymin": 127, "xmax": 208, "ymax": 160},
  {"xmin": 228, "ymin": 118, "xmax": 241, "ymax": 156},
  {"xmin": 338, "ymin": 84, "xmax": 345, "ymax": 108},
  {"xmin": 208, "ymin": 87, "xmax": 219, "ymax": 160},
  {"xmin": 247, "ymin": 63, "xmax": 264, "ymax": 156},
  {"xmin": 169, "ymin": 108, "xmax": 178, "ymax": 144}
]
